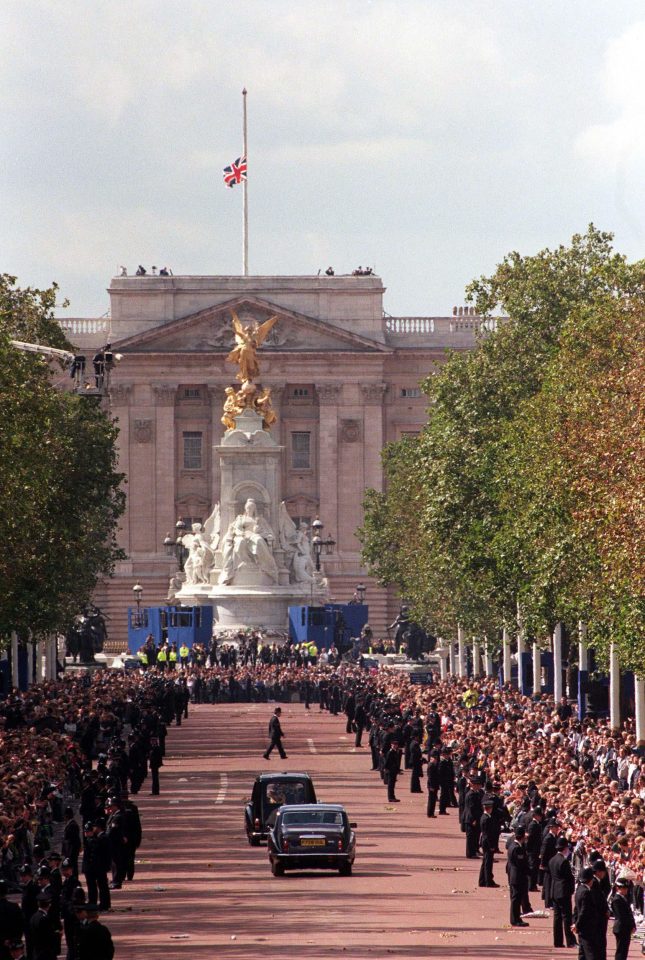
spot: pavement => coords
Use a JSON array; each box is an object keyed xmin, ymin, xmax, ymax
[{"xmin": 105, "ymin": 701, "xmax": 619, "ymax": 959}]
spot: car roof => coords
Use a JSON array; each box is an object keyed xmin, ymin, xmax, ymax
[
  {"xmin": 279, "ymin": 803, "xmax": 345, "ymax": 813},
  {"xmin": 255, "ymin": 772, "xmax": 312, "ymax": 783}
]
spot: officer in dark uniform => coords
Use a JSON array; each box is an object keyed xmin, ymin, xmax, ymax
[
  {"xmin": 573, "ymin": 866, "xmax": 600, "ymax": 960},
  {"xmin": 463, "ymin": 774, "xmax": 484, "ymax": 858},
  {"xmin": 105, "ymin": 797, "xmax": 127, "ymax": 889},
  {"xmin": 29, "ymin": 891, "xmax": 60, "ymax": 960},
  {"xmin": 263, "ymin": 707, "xmax": 287, "ymax": 760},
  {"xmin": 438, "ymin": 747, "xmax": 455, "ymax": 814},
  {"xmin": 426, "ymin": 750, "xmax": 440, "ymax": 817},
  {"xmin": 19, "ymin": 865, "xmax": 38, "ymax": 960},
  {"xmin": 506, "ymin": 826, "xmax": 530, "ymax": 927},
  {"xmin": 540, "ymin": 818, "xmax": 560, "ymax": 907},
  {"xmin": 384, "ymin": 738, "xmax": 402, "ymax": 802},
  {"xmin": 59, "ymin": 863, "xmax": 82, "ymax": 960},
  {"xmin": 525, "ymin": 807, "xmax": 544, "ymax": 891},
  {"xmin": 121, "ymin": 791, "xmax": 142, "ymax": 881},
  {"xmin": 353, "ymin": 698, "xmax": 367, "ymax": 747},
  {"xmin": 0, "ymin": 880, "xmax": 24, "ymax": 956},
  {"xmin": 77, "ymin": 904, "xmax": 114, "ymax": 960},
  {"xmin": 611, "ymin": 877, "xmax": 636, "ymax": 960},
  {"xmin": 478, "ymin": 797, "xmax": 498, "ymax": 887},
  {"xmin": 149, "ymin": 737, "xmax": 164, "ymax": 793},
  {"xmin": 549, "ymin": 837, "xmax": 577, "ymax": 948},
  {"xmin": 591, "ymin": 859, "xmax": 610, "ymax": 960},
  {"xmin": 62, "ymin": 810, "xmax": 81, "ymax": 877},
  {"xmin": 408, "ymin": 736, "xmax": 425, "ymax": 793}
]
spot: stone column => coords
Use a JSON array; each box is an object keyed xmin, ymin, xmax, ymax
[
  {"xmin": 317, "ymin": 383, "xmax": 342, "ymax": 549},
  {"xmin": 483, "ymin": 638, "xmax": 493, "ymax": 677},
  {"xmin": 578, "ymin": 621, "xmax": 588, "ymax": 720},
  {"xmin": 532, "ymin": 641, "xmax": 541, "ymax": 696},
  {"xmin": 532, "ymin": 641, "xmax": 541, "ymax": 695},
  {"xmin": 457, "ymin": 623, "xmax": 467, "ymax": 678},
  {"xmin": 553, "ymin": 622, "xmax": 563, "ymax": 703},
  {"xmin": 448, "ymin": 641, "xmax": 457, "ymax": 676},
  {"xmin": 152, "ymin": 385, "xmax": 177, "ymax": 551},
  {"xmin": 360, "ymin": 383, "xmax": 387, "ymax": 493},
  {"xmin": 110, "ymin": 383, "xmax": 132, "ymax": 552},
  {"xmin": 635, "ymin": 676, "xmax": 645, "ymax": 744},
  {"xmin": 516, "ymin": 601, "xmax": 526, "ymax": 695},
  {"xmin": 438, "ymin": 644, "xmax": 448, "ymax": 680},
  {"xmin": 10, "ymin": 632, "xmax": 19, "ymax": 689},
  {"xmin": 609, "ymin": 643, "xmax": 621, "ymax": 733},
  {"xmin": 502, "ymin": 628, "xmax": 511, "ymax": 686},
  {"xmin": 472, "ymin": 640, "xmax": 481, "ymax": 678}
]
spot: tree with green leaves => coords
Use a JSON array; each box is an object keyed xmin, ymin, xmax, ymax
[
  {"xmin": 0, "ymin": 275, "xmax": 125, "ymax": 641},
  {"xmin": 359, "ymin": 227, "xmax": 644, "ymax": 671}
]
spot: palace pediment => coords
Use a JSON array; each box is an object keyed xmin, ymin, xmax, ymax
[{"xmin": 112, "ymin": 296, "xmax": 390, "ymax": 354}]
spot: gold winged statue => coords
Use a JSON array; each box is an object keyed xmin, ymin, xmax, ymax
[{"xmin": 227, "ymin": 310, "xmax": 278, "ymax": 383}]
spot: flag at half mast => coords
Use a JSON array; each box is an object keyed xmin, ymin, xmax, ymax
[{"xmin": 223, "ymin": 156, "xmax": 247, "ymax": 188}]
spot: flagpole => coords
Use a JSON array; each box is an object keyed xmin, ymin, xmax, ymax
[{"xmin": 242, "ymin": 87, "xmax": 248, "ymax": 276}]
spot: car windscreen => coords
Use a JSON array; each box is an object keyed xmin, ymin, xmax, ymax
[
  {"xmin": 263, "ymin": 781, "xmax": 310, "ymax": 809},
  {"xmin": 281, "ymin": 810, "xmax": 344, "ymax": 827}
]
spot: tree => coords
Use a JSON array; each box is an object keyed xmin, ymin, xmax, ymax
[
  {"xmin": 359, "ymin": 227, "xmax": 644, "ymax": 669},
  {"xmin": 0, "ymin": 275, "xmax": 125, "ymax": 640}
]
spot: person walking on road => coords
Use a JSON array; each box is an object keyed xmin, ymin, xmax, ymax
[
  {"xmin": 263, "ymin": 707, "xmax": 287, "ymax": 760},
  {"xmin": 478, "ymin": 796, "xmax": 498, "ymax": 887},
  {"xmin": 507, "ymin": 826, "xmax": 530, "ymax": 927},
  {"xmin": 384, "ymin": 738, "xmax": 402, "ymax": 802},
  {"xmin": 573, "ymin": 866, "xmax": 601, "ymax": 960}
]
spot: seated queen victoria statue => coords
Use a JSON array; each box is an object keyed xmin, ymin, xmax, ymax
[{"xmin": 218, "ymin": 498, "xmax": 279, "ymax": 585}]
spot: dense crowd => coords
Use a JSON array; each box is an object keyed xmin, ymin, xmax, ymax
[
  {"xmin": 0, "ymin": 670, "xmax": 191, "ymax": 960},
  {"xmin": 2, "ymin": 636, "xmax": 644, "ymax": 959}
]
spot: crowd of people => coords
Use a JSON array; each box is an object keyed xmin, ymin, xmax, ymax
[
  {"xmin": 0, "ymin": 670, "xmax": 191, "ymax": 960},
  {"xmin": 148, "ymin": 636, "xmax": 643, "ymax": 958},
  {"xmin": 2, "ymin": 635, "xmax": 644, "ymax": 959}
]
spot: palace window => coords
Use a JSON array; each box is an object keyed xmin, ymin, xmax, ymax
[
  {"xmin": 400, "ymin": 387, "xmax": 422, "ymax": 398},
  {"xmin": 291, "ymin": 431, "xmax": 311, "ymax": 469},
  {"xmin": 183, "ymin": 387, "xmax": 201, "ymax": 400},
  {"xmin": 183, "ymin": 431, "xmax": 203, "ymax": 469}
]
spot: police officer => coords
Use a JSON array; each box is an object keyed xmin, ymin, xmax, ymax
[
  {"xmin": 463, "ymin": 774, "xmax": 484, "ymax": 858},
  {"xmin": 426, "ymin": 750, "xmax": 440, "ymax": 817},
  {"xmin": 0, "ymin": 880, "xmax": 24, "ymax": 956},
  {"xmin": 611, "ymin": 877, "xmax": 636, "ymax": 960},
  {"xmin": 77, "ymin": 904, "xmax": 114, "ymax": 960},
  {"xmin": 149, "ymin": 737, "xmax": 163, "ymax": 795},
  {"xmin": 29, "ymin": 891, "xmax": 60, "ymax": 960},
  {"xmin": 179, "ymin": 643, "xmax": 190, "ymax": 669},
  {"xmin": 478, "ymin": 796, "xmax": 498, "ymax": 887},
  {"xmin": 409, "ymin": 736, "xmax": 425, "ymax": 793},
  {"xmin": 549, "ymin": 836, "xmax": 577, "ymax": 948},
  {"xmin": 507, "ymin": 826, "xmax": 530, "ymax": 927},
  {"xmin": 156, "ymin": 644, "xmax": 167, "ymax": 671},
  {"xmin": 19, "ymin": 865, "xmax": 38, "ymax": 959},
  {"xmin": 384, "ymin": 738, "xmax": 402, "ymax": 802},
  {"xmin": 573, "ymin": 866, "xmax": 600, "ymax": 960},
  {"xmin": 168, "ymin": 643, "xmax": 178, "ymax": 671},
  {"xmin": 525, "ymin": 807, "xmax": 544, "ymax": 892},
  {"xmin": 59, "ymin": 862, "xmax": 82, "ymax": 960}
]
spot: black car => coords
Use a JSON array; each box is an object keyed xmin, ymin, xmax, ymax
[
  {"xmin": 244, "ymin": 772, "xmax": 317, "ymax": 845},
  {"xmin": 267, "ymin": 803, "xmax": 356, "ymax": 876}
]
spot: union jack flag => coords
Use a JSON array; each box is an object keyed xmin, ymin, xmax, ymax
[{"xmin": 223, "ymin": 156, "xmax": 247, "ymax": 188}]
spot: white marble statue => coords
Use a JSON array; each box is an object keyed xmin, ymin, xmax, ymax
[
  {"xmin": 218, "ymin": 498, "xmax": 279, "ymax": 585},
  {"xmin": 181, "ymin": 504, "xmax": 221, "ymax": 585},
  {"xmin": 278, "ymin": 501, "xmax": 316, "ymax": 584}
]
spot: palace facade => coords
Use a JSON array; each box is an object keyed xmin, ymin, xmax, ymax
[{"xmin": 63, "ymin": 274, "xmax": 484, "ymax": 648}]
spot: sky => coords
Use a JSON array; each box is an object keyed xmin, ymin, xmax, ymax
[{"xmin": 1, "ymin": 0, "xmax": 644, "ymax": 318}]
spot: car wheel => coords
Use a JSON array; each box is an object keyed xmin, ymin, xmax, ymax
[
  {"xmin": 271, "ymin": 860, "xmax": 285, "ymax": 877},
  {"xmin": 338, "ymin": 862, "xmax": 352, "ymax": 876}
]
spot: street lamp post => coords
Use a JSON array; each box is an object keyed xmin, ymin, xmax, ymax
[
  {"xmin": 311, "ymin": 516, "xmax": 336, "ymax": 572},
  {"xmin": 132, "ymin": 582, "xmax": 144, "ymax": 628},
  {"xmin": 163, "ymin": 517, "xmax": 188, "ymax": 571}
]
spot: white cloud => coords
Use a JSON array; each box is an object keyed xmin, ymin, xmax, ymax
[{"xmin": 575, "ymin": 20, "xmax": 645, "ymax": 169}]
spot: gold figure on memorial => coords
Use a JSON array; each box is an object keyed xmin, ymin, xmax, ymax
[
  {"xmin": 222, "ymin": 310, "xmax": 280, "ymax": 431},
  {"xmin": 227, "ymin": 310, "xmax": 278, "ymax": 383}
]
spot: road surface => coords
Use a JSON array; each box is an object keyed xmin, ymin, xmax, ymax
[{"xmin": 107, "ymin": 700, "xmax": 590, "ymax": 959}]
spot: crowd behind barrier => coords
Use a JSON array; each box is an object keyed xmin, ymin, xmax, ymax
[
  {"xmin": 2, "ymin": 636, "xmax": 644, "ymax": 958},
  {"xmin": 0, "ymin": 670, "xmax": 191, "ymax": 960}
]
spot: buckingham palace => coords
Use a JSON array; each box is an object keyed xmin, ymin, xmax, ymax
[{"xmin": 63, "ymin": 272, "xmax": 483, "ymax": 647}]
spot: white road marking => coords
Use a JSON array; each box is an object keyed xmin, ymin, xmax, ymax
[
  {"xmin": 215, "ymin": 772, "xmax": 228, "ymax": 804},
  {"xmin": 307, "ymin": 738, "xmax": 317, "ymax": 754}
]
